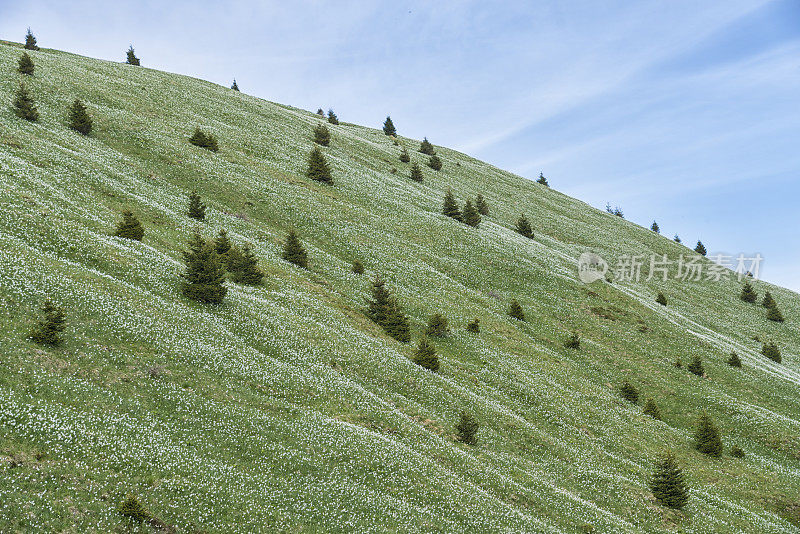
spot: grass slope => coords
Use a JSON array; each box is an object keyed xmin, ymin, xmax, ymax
[{"xmin": 1, "ymin": 40, "xmax": 799, "ymax": 533}]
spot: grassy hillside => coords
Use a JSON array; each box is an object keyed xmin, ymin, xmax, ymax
[{"xmin": 1, "ymin": 40, "xmax": 799, "ymax": 533}]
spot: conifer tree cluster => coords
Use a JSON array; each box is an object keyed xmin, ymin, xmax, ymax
[
  {"xmin": 739, "ymin": 281, "xmax": 757, "ymax": 303},
  {"xmin": 188, "ymin": 191, "xmax": 206, "ymax": 220},
  {"xmin": 182, "ymin": 231, "xmax": 227, "ymax": 303},
  {"xmin": 428, "ymin": 154, "xmax": 442, "ymax": 171},
  {"xmin": 327, "ymin": 109, "xmax": 338, "ymax": 125},
  {"xmin": 18, "ymin": 52, "xmax": 34, "ymax": 75},
  {"xmin": 126, "ymin": 45, "xmax": 140, "ymax": 66},
  {"xmin": 687, "ymin": 355, "xmax": 704, "ymax": 376},
  {"xmin": 412, "ymin": 337, "xmax": 439, "ymax": 371},
  {"xmin": 306, "ymin": 147, "xmax": 333, "ymax": 183},
  {"xmin": 651, "ymin": 221, "xmax": 660, "ymax": 233},
  {"xmin": 382, "ymin": 116, "xmax": 396, "ymax": 136},
  {"xmin": 694, "ymin": 240, "xmax": 707, "ymax": 256},
  {"xmin": 643, "ymin": 398, "xmax": 661, "ymax": 420},
  {"xmin": 12, "ymin": 83, "xmax": 39, "ymax": 121},
  {"xmin": 425, "ymin": 313, "xmax": 450, "ymax": 337},
  {"xmin": 67, "ymin": 99, "xmax": 92, "ymax": 135},
  {"xmin": 114, "ymin": 210, "xmax": 144, "ymax": 241},
  {"xmin": 30, "ymin": 300, "xmax": 66, "ymax": 347},
  {"xmin": 366, "ymin": 275, "xmax": 411, "ymax": 343},
  {"xmin": 231, "ymin": 79, "xmax": 240, "ymax": 91},
  {"xmin": 508, "ymin": 299, "xmax": 525, "ymax": 321},
  {"xmin": 515, "ymin": 214, "xmax": 533, "ymax": 239},
  {"xmin": 650, "ymin": 451, "xmax": 689, "ymax": 509},
  {"xmin": 620, "ymin": 381, "xmax": 639, "ymax": 404},
  {"xmin": 455, "ymin": 412, "xmax": 479, "ymax": 445},
  {"xmin": 24, "ymin": 28, "xmax": 39, "ymax": 50},
  {"xmin": 313, "ymin": 123, "xmax": 330, "ymax": 146},
  {"xmin": 282, "ymin": 230, "xmax": 308, "ymax": 269},
  {"xmin": 419, "ymin": 137, "xmax": 435, "ymax": 155},
  {"xmin": 466, "ymin": 318, "xmax": 480, "ymax": 333},
  {"xmin": 655, "ymin": 292, "xmax": 667, "ymax": 306},
  {"xmin": 694, "ymin": 411, "xmax": 723, "ymax": 457},
  {"xmin": 189, "ymin": 127, "xmax": 219, "ymax": 151},
  {"xmin": 761, "ymin": 341, "xmax": 781, "ymax": 363},
  {"xmin": 409, "ymin": 162, "xmax": 423, "ymax": 182},
  {"xmin": 564, "ymin": 331, "xmax": 580, "ymax": 349},
  {"xmin": 475, "ymin": 194, "xmax": 489, "ymax": 216},
  {"xmin": 536, "ymin": 172, "xmax": 549, "ymax": 186},
  {"xmin": 399, "ymin": 147, "xmax": 410, "ymax": 163}
]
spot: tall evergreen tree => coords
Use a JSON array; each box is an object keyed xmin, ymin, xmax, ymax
[
  {"xmin": 399, "ymin": 147, "xmax": 410, "ymax": 163},
  {"xmin": 508, "ymin": 299, "xmax": 525, "ymax": 321},
  {"xmin": 536, "ymin": 172, "xmax": 549, "ymax": 186},
  {"xmin": 643, "ymin": 398, "xmax": 662, "ymax": 420},
  {"xmin": 673, "ymin": 234, "xmax": 681, "ymax": 243},
  {"xmin": 419, "ymin": 137, "xmax": 435, "ymax": 155},
  {"xmin": 313, "ymin": 123, "xmax": 331, "ymax": 146},
  {"xmin": 126, "ymin": 45, "xmax": 140, "ymax": 66},
  {"xmin": 412, "ymin": 337, "xmax": 439, "ymax": 372},
  {"xmin": 694, "ymin": 240, "xmax": 707, "ymax": 256},
  {"xmin": 67, "ymin": 99, "xmax": 92, "ymax": 135},
  {"xmin": 425, "ymin": 313, "xmax": 450, "ymax": 337},
  {"xmin": 651, "ymin": 220, "xmax": 660, "ymax": 233},
  {"xmin": 739, "ymin": 281, "xmax": 757, "ymax": 303},
  {"xmin": 727, "ymin": 352, "xmax": 742, "ymax": 368},
  {"xmin": 12, "ymin": 83, "xmax": 39, "ymax": 121},
  {"xmin": 114, "ymin": 210, "xmax": 144, "ymax": 241},
  {"xmin": 515, "ymin": 214, "xmax": 533, "ymax": 239},
  {"xmin": 181, "ymin": 231, "xmax": 227, "ymax": 304},
  {"xmin": 456, "ymin": 412, "xmax": 479, "ymax": 445},
  {"xmin": 761, "ymin": 291, "xmax": 776, "ymax": 308},
  {"xmin": 687, "ymin": 355, "xmax": 704, "ymax": 376},
  {"xmin": 231, "ymin": 79, "xmax": 240, "ymax": 91},
  {"xmin": 306, "ymin": 146, "xmax": 332, "ymax": 183},
  {"xmin": 766, "ymin": 304, "xmax": 785, "ymax": 323},
  {"xmin": 327, "ymin": 109, "xmax": 338, "ymax": 125},
  {"xmin": 428, "ymin": 154, "xmax": 442, "ymax": 171},
  {"xmin": 228, "ymin": 243, "xmax": 264, "ymax": 285},
  {"xmin": 694, "ymin": 411, "xmax": 723, "ymax": 457},
  {"xmin": 620, "ymin": 381, "xmax": 639, "ymax": 404},
  {"xmin": 29, "ymin": 300, "xmax": 66, "ymax": 347},
  {"xmin": 282, "ymin": 229, "xmax": 308, "ymax": 269},
  {"xmin": 761, "ymin": 341, "xmax": 781, "ymax": 363},
  {"xmin": 475, "ymin": 194, "xmax": 489, "ymax": 216},
  {"xmin": 18, "ymin": 52, "xmax": 34, "ymax": 75},
  {"xmin": 656, "ymin": 292, "xmax": 667, "ymax": 306},
  {"xmin": 187, "ymin": 190, "xmax": 206, "ymax": 220},
  {"xmin": 442, "ymin": 189, "xmax": 462, "ymax": 221},
  {"xmin": 366, "ymin": 275, "xmax": 410, "ymax": 342},
  {"xmin": 382, "ymin": 116, "xmax": 396, "ymax": 136},
  {"xmin": 462, "ymin": 200, "xmax": 481, "ymax": 227},
  {"xmin": 214, "ymin": 229, "xmax": 232, "ymax": 258},
  {"xmin": 410, "ymin": 162, "xmax": 423, "ymax": 182},
  {"xmin": 650, "ymin": 451, "xmax": 689, "ymax": 509},
  {"xmin": 24, "ymin": 28, "xmax": 39, "ymax": 50}
]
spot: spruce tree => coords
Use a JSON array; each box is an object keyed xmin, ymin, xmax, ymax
[
  {"xmin": 118, "ymin": 494, "xmax": 149, "ymax": 523},
  {"xmin": 462, "ymin": 200, "xmax": 481, "ymax": 227},
  {"xmin": 761, "ymin": 342, "xmax": 781, "ymax": 363},
  {"xmin": 316, "ymin": 108, "xmax": 325, "ymax": 116},
  {"xmin": 12, "ymin": 83, "xmax": 39, "ymax": 121},
  {"xmin": 282, "ymin": 229, "xmax": 308, "ymax": 269},
  {"xmin": 466, "ymin": 318, "xmax": 480, "ymax": 333},
  {"xmin": 650, "ymin": 451, "xmax": 689, "ymax": 509},
  {"xmin": 727, "ymin": 352, "xmax": 742, "ymax": 368},
  {"xmin": 188, "ymin": 191, "xmax": 206, "ymax": 220},
  {"xmin": 613, "ymin": 207, "xmax": 624, "ymax": 218},
  {"xmin": 366, "ymin": 275, "xmax": 410, "ymax": 342},
  {"xmin": 456, "ymin": 412, "xmax": 479, "ymax": 445},
  {"xmin": 352, "ymin": 259, "xmax": 365, "ymax": 275},
  {"xmin": 694, "ymin": 240, "xmax": 707, "ymax": 256},
  {"xmin": 475, "ymin": 194, "xmax": 489, "ymax": 216},
  {"xmin": 18, "ymin": 52, "xmax": 34, "ymax": 75},
  {"xmin": 306, "ymin": 146, "xmax": 332, "ymax": 183},
  {"xmin": 382, "ymin": 116, "xmax": 396, "ymax": 136},
  {"xmin": 643, "ymin": 398, "xmax": 661, "ymax": 420},
  {"xmin": 508, "ymin": 299, "xmax": 525, "ymax": 321},
  {"xmin": 410, "ymin": 162, "xmax": 424, "ymax": 182},
  {"xmin": 425, "ymin": 313, "xmax": 450, "ymax": 337},
  {"xmin": 428, "ymin": 154, "xmax": 442, "ymax": 171},
  {"xmin": 687, "ymin": 355, "xmax": 704, "ymax": 376},
  {"xmin": 231, "ymin": 79, "xmax": 240, "ymax": 91},
  {"xmin": 694, "ymin": 411, "xmax": 723, "ymax": 457},
  {"xmin": 412, "ymin": 337, "xmax": 439, "ymax": 372},
  {"xmin": 515, "ymin": 214, "xmax": 533, "ymax": 239},
  {"xmin": 536, "ymin": 172, "xmax": 549, "ymax": 186},
  {"xmin": 620, "ymin": 381, "xmax": 639, "ymax": 404},
  {"xmin": 313, "ymin": 123, "xmax": 330, "ymax": 146},
  {"xmin": 739, "ymin": 281, "xmax": 757, "ymax": 303},
  {"xmin": 730, "ymin": 445, "xmax": 745, "ymax": 458},
  {"xmin": 651, "ymin": 220, "xmax": 660, "ymax": 233},
  {"xmin": 181, "ymin": 231, "xmax": 227, "ymax": 304},
  {"xmin": 189, "ymin": 127, "xmax": 218, "ymax": 151},
  {"xmin": 673, "ymin": 234, "xmax": 681, "ymax": 243},
  {"xmin": 126, "ymin": 45, "xmax": 140, "ymax": 66},
  {"xmin": 327, "ymin": 109, "xmax": 338, "ymax": 125},
  {"xmin": 29, "ymin": 300, "xmax": 66, "ymax": 347},
  {"xmin": 399, "ymin": 147, "xmax": 410, "ymax": 163},
  {"xmin": 67, "ymin": 99, "xmax": 92, "ymax": 135},
  {"xmin": 442, "ymin": 189, "xmax": 461, "ymax": 221},
  {"xmin": 766, "ymin": 305, "xmax": 784, "ymax": 323},
  {"xmin": 228, "ymin": 243, "xmax": 264, "ymax": 285},
  {"xmin": 564, "ymin": 331, "xmax": 580, "ymax": 349},
  {"xmin": 761, "ymin": 291, "xmax": 776, "ymax": 308},
  {"xmin": 656, "ymin": 292, "xmax": 667, "ymax": 306},
  {"xmin": 419, "ymin": 137, "xmax": 435, "ymax": 155},
  {"xmin": 24, "ymin": 28, "xmax": 39, "ymax": 51},
  {"xmin": 214, "ymin": 229, "xmax": 232, "ymax": 258},
  {"xmin": 114, "ymin": 210, "xmax": 144, "ymax": 241}
]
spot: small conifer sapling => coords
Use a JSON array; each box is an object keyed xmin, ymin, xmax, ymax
[
  {"xmin": 620, "ymin": 381, "xmax": 639, "ymax": 404},
  {"xmin": 412, "ymin": 337, "xmax": 439, "ymax": 372},
  {"xmin": 18, "ymin": 52, "xmax": 34, "ymax": 75},
  {"xmin": 399, "ymin": 147, "xmax": 410, "ymax": 163},
  {"xmin": 67, "ymin": 99, "xmax": 92, "ymax": 135},
  {"xmin": 428, "ymin": 154, "xmax": 442, "ymax": 171},
  {"xmin": 462, "ymin": 200, "xmax": 481, "ymax": 227},
  {"xmin": 282, "ymin": 229, "xmax": 308, "ymax": 269},
  {"xmin": 536, "ymin": 172, "xmax": 549, "ymax": 186},
  {"xmin": 12, "ymin": 83, "xmax": 39, "ymax": 121},
  {"xmin": 313, "ymin": 123, "xmax": 330, "ymax": 146},
  {"xmin": 508, "ymin": 299, "xmax": 525, "ymax": 321},
  {"xmin": 425, "ymin": 313, "xmax": 450, "ymax": 337},
  {"xmin": 181, "ymin": 231, "xmax": 227, "ymax": 304},
  {"xmin": 687, "ymin": 355, "xmax": 704, "ymax": 376},
  {"xmin": 650, "ymin": 451, "xmax": 688, "ymax": 509},
  {"xmin": 515, "ymin": 214, "xmax": 534, "ymax": 239},
  {"xmin": 126, "ymin": 45, "xmax": 140, "ymax": 66},
  {"xmin": 475, "ymin": 194, "xmax": 489, "ymax": 216},
  {"xmin": 694, "ymin": 411, "xmax": 723, "ymax": 457},
  {"xmin": 410, "ymin": 162, "xmax": 423, "ymax": 182},
  {"xmin": 24, "ymin": 28, "xmax": 39, "ymax": 51},
  {"xmin": 382, "ymin": 116, "xmax": 396, "ymax": 136},
  {"xmin": 456, "ymin": 412, "xmax": 479, "ymax": 445},
  {"xmin": 306, "ymin": 147, "xmax": 332, "ymax": 183},
  {"xmin": 466, "ymin": 318, "xmax": 480, "ymax": 333},
  {"xmin": 727, "ymin": 352, "xmax": 742, "ymax": 368},
  {"xmin": 643, "ymin": 398, "xmax": 661, "ymax": 420},
  {"xmin": 188, "ymin": 191, "xmax": 206, "ymax": 220},
  {"xmin": 114, "ymin": 210, "xmax": 144, "ymax": 241},
  {"xmin": 29, "ymin": 300, "xmax": 66, "ymax": 347}
]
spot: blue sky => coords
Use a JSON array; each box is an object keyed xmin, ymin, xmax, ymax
[{"xmin": 2, "ymin": 0, "xmax": 799, "ymax": 290}]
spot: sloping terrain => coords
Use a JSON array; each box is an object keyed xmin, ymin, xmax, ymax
[{"xmin": 1, "ymin": 40, "xmax": 799, "ymax": 533}]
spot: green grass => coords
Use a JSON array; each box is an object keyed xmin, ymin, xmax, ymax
[{"xmin": 1, "ymin": 40, "xmax": 799, "ymax": 533}]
